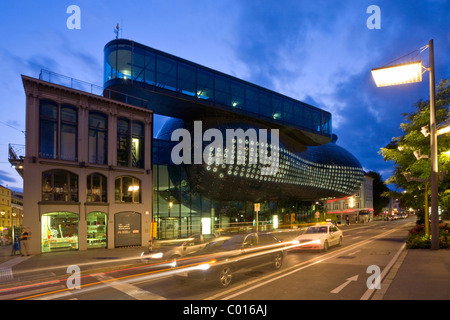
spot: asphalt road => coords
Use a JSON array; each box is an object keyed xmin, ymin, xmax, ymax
[{"xmin": 3, "ymin": 218, "xmax": 414, "ymax": 301}]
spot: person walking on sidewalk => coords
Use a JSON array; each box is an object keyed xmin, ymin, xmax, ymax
[{"xmin": 21, "ymin": 228, "xmax": 30, "ymax": 256}]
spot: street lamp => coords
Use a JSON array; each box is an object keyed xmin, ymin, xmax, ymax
[{"xmin": 372, "ymin": 39, "xmax": 439, "ymax": 249}]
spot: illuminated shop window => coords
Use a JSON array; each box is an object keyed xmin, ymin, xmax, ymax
[
  {"xmin": 86, "ymin": 211, "xmax": 107, "ymax": 248},
  {"xmin": 41, "ymin": 211, "xmax": 79, "ymax": 253}
]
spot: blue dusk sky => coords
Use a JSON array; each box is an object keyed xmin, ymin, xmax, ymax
[{"xmin": 0, "ymin": 0, "xmax": 449, "ymax": 192}]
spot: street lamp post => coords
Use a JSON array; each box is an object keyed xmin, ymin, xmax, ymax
[
  {"xmin": 372, "ymin": 39, "xmax": 439, "ymax": 249},
  {"xmin": 427, "ymin": 40, "xmax": 439, "ymax": 250}
]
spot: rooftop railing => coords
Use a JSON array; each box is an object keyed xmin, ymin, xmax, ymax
[{"xmin": 39, "ymin": 69, "xmax": 149, "ymax": 109}]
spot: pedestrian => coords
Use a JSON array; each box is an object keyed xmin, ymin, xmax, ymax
[
  {"xmin": 346, "ymin": 215, "xmax": 350, "ymax": 225},
  {"xmin": 21, "ymin": 228, "xmax": 30, "ymax": 256}
]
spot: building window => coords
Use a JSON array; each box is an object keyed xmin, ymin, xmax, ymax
[
  {"xmin": 117, "ymin": 118, "xmax": 130, "ymax": 167},
  {"xmin": 87, "ymin": 211, "xmax": 107, "ymax": 249},
  {"xmin": 132, "ymin": 121, "xmax": 144, "ymax": 168},
  {"xmin": 88, "ymin": 112, "xmax": 108, "ymax": 164},
  {"xmin": 115, "ymin": 176, "xmax": 141, "ymax": 203},
  {"xmin": 117, "ymin": 118, "xmax": 145, "ymax": 168},
  {"xmin": 39, "ymin": 100, "xmax": 78, "ymax": 161},
  {"xmin": 87, "ymin": 173, "xmax": 107, "ymax": 202},
  {"xmin": 42, "ymin": 170, "xmax": 79, "ymax": 202},
  {"xmin": 41, "ymin": 212, "xmax": 79, "ymax": 252}
]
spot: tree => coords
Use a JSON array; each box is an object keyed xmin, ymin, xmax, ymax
[
  {"xmin": 366, "ymin": 171, "xmax": 390, "ymax": 214},
  {"xmin": 379, "ymin": 79, "xmax": 450, "ymax": 213}
]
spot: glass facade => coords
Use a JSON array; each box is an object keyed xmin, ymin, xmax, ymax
[
  {"xmin": 104, "ymin": 40, "xmax": 332, "ymax": 138},
  {"xmin": 152, "ymin": 134, "xmax": 363, "ymax": 239},
  {"xmin": 101, "ymin": 39, "xmax": 364, "ymax": 241}
]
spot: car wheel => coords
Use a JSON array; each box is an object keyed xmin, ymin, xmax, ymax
[
  {"xmin": 322, "ymin": 240, "xmax": 329, "ymax": 252},
  {"xmin": 273, "ymin": 252, "xmax": 283, "ymax": 270},
  {"xmin": 217, "ymin": 266, "xmax": 233, "ymax": 288}
]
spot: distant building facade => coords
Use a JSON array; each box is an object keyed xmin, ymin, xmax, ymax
[
  {"xmin": 0, "ymin": 185, "xmax": 12, "ymax": 235},
  {"xmin": 325, "ymin": 173, "xmax": 374, "ymax": 223}
]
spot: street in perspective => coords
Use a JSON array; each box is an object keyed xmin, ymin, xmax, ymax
[{"xmin": 0, "ymin": 0, "xmax": 449, "ymax": 312}]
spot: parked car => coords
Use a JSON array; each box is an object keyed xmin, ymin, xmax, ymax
[
  {"xmin": 173, "ymin": 232, "xmax": 287, "ymax": 288},
  {"xmin": 141, "ymin": 233, "xmax": 218, "ymax": 261},
  {"xmin": 291, "ymin": 222, "xmax": 343, "ymax": 251}
]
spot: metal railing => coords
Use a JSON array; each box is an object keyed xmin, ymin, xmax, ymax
[{"xmin": 39, "ymin": 69, "xmax": 149, "ymax": 109}]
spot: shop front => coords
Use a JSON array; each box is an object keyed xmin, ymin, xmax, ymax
[
  {"xmin": 87, "ymin": 211, "xmax": 107, "ymax": 248},
  {"xmin": 41, "ymin": 212, "xmax": 79, "ymax": 252}
]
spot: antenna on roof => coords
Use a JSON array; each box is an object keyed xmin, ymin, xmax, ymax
[{"xmin": 114, "ymin": 23, "xmax": 121, "ymax": 39}]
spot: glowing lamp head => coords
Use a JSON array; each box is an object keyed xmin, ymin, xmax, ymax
[{"xmin": 371, "ymin": 61, "xmax": 423, "ymax": 87}]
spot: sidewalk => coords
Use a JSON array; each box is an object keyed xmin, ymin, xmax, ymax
[{"xmin": 372, "ymin": 247, "xmax": 450, "ymax": 300}]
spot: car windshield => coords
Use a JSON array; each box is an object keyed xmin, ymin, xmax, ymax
[{"xmin": 305, "ymin": 226, "xmax": 328, "ymax": 234}]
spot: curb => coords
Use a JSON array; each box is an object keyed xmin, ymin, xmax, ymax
[{"xmin": 370, "ymin": 247, "xmax": 408, "ymax": 300}]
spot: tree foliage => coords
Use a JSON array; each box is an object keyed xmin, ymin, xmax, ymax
[
  {"xmin": 379, "ymin": 79, "xmax": 450, "ymax": 213},
  {"xmin": 366, "ymin": 170, "xmax": 390, "ymax": 214}
]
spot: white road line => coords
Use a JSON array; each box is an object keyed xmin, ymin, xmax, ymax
[
  {"xmin": 94, "ymin": 273, "xmax": 167, "ymax": 300},
  {"xmin": 205, "ymin": 226, "xmax": 404, "ymax": 301},
  {"xmin": 0, "ymin": 256, "xmax": 32, "ymax": 269},
  {"xmin": 360, "ymin": 243, "xmax": 406, "ymax": 300},
  {"xmin": 330, "ymin": 275, "xmax": 359, "ymax": 294},
  {"xmin": 0, "ymin": 268, "xmax": 13, "ymax": 282}
]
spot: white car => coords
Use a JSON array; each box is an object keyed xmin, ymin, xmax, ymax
[{"xmin": 292, "ymin": 222, "xmax": 343, "ymax": 251}]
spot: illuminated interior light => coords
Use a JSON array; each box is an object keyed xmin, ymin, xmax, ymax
[{"xmin": 371, "ymin": 61, "xmax": 423, "ymax": 87}]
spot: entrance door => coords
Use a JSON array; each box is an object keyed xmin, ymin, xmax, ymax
[{"xmin": 115, "ymin": 211, "xmax": 141, "ymax": 247}]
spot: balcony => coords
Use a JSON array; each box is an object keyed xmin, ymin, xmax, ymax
[{"xmin": 8, "ymin": 144, "xmax": 25, "ymax": 177}]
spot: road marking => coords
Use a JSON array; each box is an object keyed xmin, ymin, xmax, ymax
[
  {"xmin": 351, "ymin": 236, "xmax": 361, "ymax": 240},
  {"xmin": 360, "ymin": 243, "xmax": 406, "ymax": 300},
  {"xmin": 0, "ymin": 256, "xmax": 32, "ymax": 270},
  {"xmin": 94, "ymin": 273, "xmax": 166, "ymax": 300},
  {"xmin": 348, "ymin": 250, "xmax": 360, "ymax": 256},
  {"xmin": 330, "ymin": 275, "xmax": 359, "ymax": 294},
  {"xmin": 0, "ymin": 284, "xmax": 67, "ymax": 300},
  {"xmin": 205, "ymin": 226, "xmax": 406, "ymax": 300},
  {"xmin": 0, "ymin": 268, "xmax": 13, "ymax": 282}
]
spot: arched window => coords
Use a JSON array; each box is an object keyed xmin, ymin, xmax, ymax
[
  {"xmin": 88, "ymin": 112, "xmax": 108, "ymax": 164},
  {"xmin": 87, "ymin": 173, "xmax": 107, "ymax": 202},
  {"xmin": 115, "ymin": 176, "xmax": 141, "ymax": 203},
  {"xmin": 42, "ymin": 169, "xmax": 79, "ymax": 202}
]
